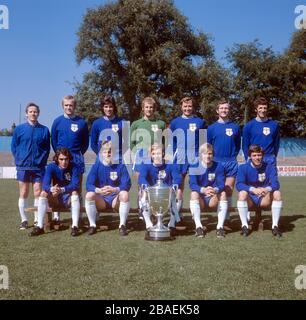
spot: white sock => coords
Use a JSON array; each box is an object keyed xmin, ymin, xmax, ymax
[
  {"xmin": 34, "ymin": 198, "xmax": 39, "ymax": 223},
  {"xmin": 119, "ymin": 201, "xmax": 130, "ymax": 228},
  {"xmin": 237, "ymin": 201, "xmax": 249, "ymax": 228},
  {"xmin": 171, "ymin": 193, "xmax": 181, "ymax": 222},
  {"xmin": 168, "ymin": 213, "xmax": 176, "ymax": 228},
  {"xmin": 85, "ymin": 199, "xmax": 97, "ymax": 227},
  {"xmin": 190, "ymin": 200, "xmax": 202, "ymax": 229},
  {"xmin": 142, "ymin": 208, "xmax": 153, "ymax": 229},
  {"xmin": 18, "ymin": 198, "xmax": 28, "ymax": 222},
  {"xmin": 177, "ymin": 199, "xmax": 183, "ymax": 212},
  {"xmin": 247, "ymin": 211, "xmax": 251, "ymax": 221},
  {"xmin": 217, "ymin": 201, "xmax": 228, "ymax": 229},
  {"xmin": 53, "ymin": 212, "xmax": 60, "ymax": 221},
  {"xmin": 71, "ymin": 195, "xmax": 80, "ymax": 228},
  {"xmin": 37, "ymin": 197, "xmax": 48, "ymax": 229},
  {"xmin": 272, "ymin": 201, "xmax": 282, "ymax": 228},
  {"xmin": 226, "ymin": 197, "xmax": 232, "ymax": 220}
]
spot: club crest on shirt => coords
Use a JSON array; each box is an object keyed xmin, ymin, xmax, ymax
[
  {"xmin": 263, "ymin": 127, "xmax": 270, "ymax": 136},
  {"xmin": 71, "ymin": 124, "xmax": 79, "ymax": 132},
  {"xmin": 64, "ymin": 172, "xmax": 71, "ymax": 181},
  {"xmin": 226, "ymin": 128, "xmax": 233, "ymax": 137},
  {"xmin": 158, "ymin": 170, "xmax": 166, "ymax": 180},
  {"xmin": 112, "ymin": 124, "xmax": 119, "ymax": 132},
  {"xmin": 258, "ymin": 173, "xmax": 266, "ymax": 182},
  {"xmin": 208, "ymin": 173, "xmax": 215, "ymax": 181},
  {"xmin": 110, "ymin": 172, "xmax": 118, "ymax": 181},
  {"xmin": 189, "ymin": 123, "xmax": 197, "ymax": 132},
  {"xmin": 151, "ymin": 124, "xmax": 159, "ymax": 132}
]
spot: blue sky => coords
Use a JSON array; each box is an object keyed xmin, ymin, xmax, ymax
[{"xmin": 0, "ymin": 0, "xmax": 302, "ymax": 129}]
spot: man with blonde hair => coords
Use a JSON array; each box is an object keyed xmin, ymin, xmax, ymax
[{"xmin": 189, "ymin": 143, "xmax": 228, "ymax": 238}]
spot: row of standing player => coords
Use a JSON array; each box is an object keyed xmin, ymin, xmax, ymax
[{"xmin": 11, "ymin": 95, "xmax": 281, "ymax": 237}]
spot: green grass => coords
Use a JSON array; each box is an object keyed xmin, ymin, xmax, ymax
[{"xmin": 0, "ymin": 178, "xmax": 306, "ymax": 300}]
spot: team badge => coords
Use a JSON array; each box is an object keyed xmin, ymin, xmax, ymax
[
  {"xmin": 208, "ymin": 173, "xmax": 215, "ymax": 182},
  {"xmin": 112, "ymin": 124, "xmax": 119, "ymax": 132},
  {"xmin": 258, "ymin": 173, "xmax": 266, "ymax": 182},
  {"xmin": 226, "ymin": 128, "xmax": 233, "ymax": 137},
  {"xmin": 189, "ymin": 123, "xmax": 197, "ymax": 132},
  {"xmin": 151, "ymin": 124, "xmax": 159, "ymax": 132},
  {"xmin": 64, "ymin": 172, "xmax": 71, "ymax": 181},
  {"xmin": 71, "ymin": 124, "xmax": 79, "ymax": 132},
  {"xmin": 110, "ymin": 172, "xmax": 118, "ymax": 181},
  {"xmin": 158, "ymin": 170, "xmax": 166, "ymax": 180},
  {"xmin": 263, "ymin": 127, "xmax": 270, "ymax": 136}
]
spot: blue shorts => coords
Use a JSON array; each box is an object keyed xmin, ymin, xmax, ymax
[
  {"xmin": 248, "ymin": 193, "xmax": 263, "ymax": 207},
  {"xmin": 48, "ymin": 193, "xmax": 71, "ymax": 209},
  {"xmin": 200, "ymin": 194, "xmax": 213, "ymax": 207},
  {"xmin": 72, "ymin": 153, "xmax": 85, "ymax": 174},
  {"xmin": 98, "ymin": 193, "xmax": 118, "ymax": 209},
  {"xmin": 174, "ymin": 153, "xmax": 198, "ymax": 175},
  {"xmin": 219, "ymin": 160, "xmax": 238, "ymax": 178},
  {"xmin": 17, "ymin": 169, "xmax": 44, "ymax": 183},
  {"xmin": 264, "ymin": 155, "xmax": 277, "ymax": 167}
]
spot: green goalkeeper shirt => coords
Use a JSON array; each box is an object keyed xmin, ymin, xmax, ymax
[{"xmin": 130, "ymin": 117, "xmax": 166, "ymax": 152}]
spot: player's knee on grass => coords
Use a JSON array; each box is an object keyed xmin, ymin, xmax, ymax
[{"xmin": 238, "ymin": 191, "xmax": 248, "ymax": 201}]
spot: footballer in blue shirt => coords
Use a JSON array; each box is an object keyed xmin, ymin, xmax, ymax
[
  {"xmin": 169, "ymin": 96, "xmax": 206, "ymax": 218},
  {"xmin": 138, "ymin": 143, "xmax": 183, "ymax": 232},
  {"xmin": 242, "ymin": 97, "xmax": 280, "ymax": 166},
  {"xmin": 11, "ymin": 102, "xmax": 50, "ymax": 230},
  {"xmin": 29, "ymin": 148, "xmax": 81, "ymax": 237},
  {"xmin": 207, "ymin": 99, "xmax": 241, "ymax": 217},
  {"xmin": 85, "ymin": 141, "xmax": 131, "ymax": 236},
  {"xmin": 236, "ymin": 144, "xmax": 282, "ymax": 237},
  {"xmin": 189, "ymin": 143, "xmax": 228, "ymax": 238}
]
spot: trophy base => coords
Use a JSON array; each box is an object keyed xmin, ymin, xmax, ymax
[{"xmin": 145, "ymin": 227, "xmax": 174, "ymax": 241}]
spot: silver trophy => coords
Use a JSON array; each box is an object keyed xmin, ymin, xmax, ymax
[{"xmin": 145, "ymin": 178, "xmax": 173, "ymax": 241}]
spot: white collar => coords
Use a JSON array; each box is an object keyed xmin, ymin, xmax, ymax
[
  {"xmin": 104, "ymin": 115, "xmax": 115, "ymax": 121},
  {"xmin": 64, "ymin": 114, "xmax": 76, "ymax": 120},
  {"xmin": 182, "ymin": 115, "xmax": 195, "ymax": 119}
]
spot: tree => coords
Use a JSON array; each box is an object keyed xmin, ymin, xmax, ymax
[{"xmin": 75, "ymin": 0, "xmax": 216, "ymax": 124}]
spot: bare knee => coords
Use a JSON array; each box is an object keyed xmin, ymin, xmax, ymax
[
  {"xmin": 219, "ymin": 191, "xmax": 227, "ymax": 201},
  {"xmin": 273, "ymin": 190, "xmax": 282, "ymax": 201},
  {"xmin": 238, "ymin": 191, "xmax": 248, "ymax": 201},
  {"xmin": 40, "ymin": 191, "xmax": 48, "ymax": 198},
  {"xmin": 86, "ymin": 192, "xmax": 96, "ymax": 201},
  {"xmin": 119, "ymin": 191, "xmax": 129, "ymax": 202},
  {"xmin": 190, "ymin": 191, "xmax": 200, "ymax": 201}
]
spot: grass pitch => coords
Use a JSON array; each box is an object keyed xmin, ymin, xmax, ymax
[{"xmin": 0, "ymin": 178, "xmax": 306, "ymax": 300}]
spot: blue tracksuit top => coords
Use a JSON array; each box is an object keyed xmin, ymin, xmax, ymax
[
  {"xmin": 86, "ymin": 161, "xmax": 131, "ymax": 192},
  {"xmin": 11, "ymin": 122, "xmax": 50, "ymax": 170},
  {"xmin": 236, "ymin": 161, "xmax": 280, "ymax": 192},
  {"xmin": 242, "ymin": 118, "xmax": 280, "ymax": 160},
  {"xmin": 170, "ymin": 116, "xmax": 206, "ymax": 157},
  {"xmin": 207, "ymin": 121, "xmax": 241, "ymax": 161},
  {"xmin": 51, "ymin": 115, "xmax": 89, "ymax": 155},
  {"xmin": 42, "ymin": 162, "xmax": 80, "ymax": 194},
  {"xmin": 90, "ymin": 116, "xmax": 125, "ymax": 156},
  {"xmin": 138, "ymin": 163, "xmax": 182, "ymax": 187},
  {"xmin": 189, "ymin": 161, "xmax": 225, "ymax": 193}
]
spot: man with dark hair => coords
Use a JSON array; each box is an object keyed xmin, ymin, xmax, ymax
[
  {"xmin": 29, "ymin": 148, "xmax": 81, "ymax": 237},
  {"xmin": 90, "ymin": 95, "xmax": 126, "ymax": 162},
  {"xmin": 242, "ymin": 97, "xmax": 280, "ymax": 166},
  {"xmin": 11, "ymin": 102, "xmax": 50, "ymax": 230},
  {"xmin": 236, "ymin": 144, "xmax": 282, "ymax": 237}
]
